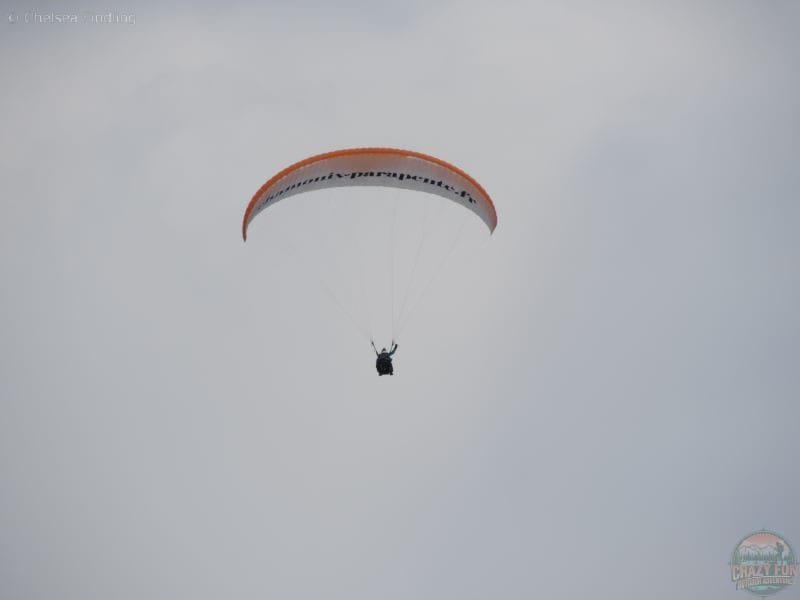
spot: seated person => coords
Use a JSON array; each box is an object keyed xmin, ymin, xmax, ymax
[{"xmin": 372, "ymin": 341, "xmax": 398, "ymax": 376}]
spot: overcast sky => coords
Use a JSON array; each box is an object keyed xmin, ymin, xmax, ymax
[{"xmin": 1, "ymin": 2, "xmax": 799, "ymax": 599}]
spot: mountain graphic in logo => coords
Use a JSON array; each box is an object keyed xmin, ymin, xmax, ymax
[{"xmin": 731, "ymin": 530, "xmax": 797, "ymax": 596}]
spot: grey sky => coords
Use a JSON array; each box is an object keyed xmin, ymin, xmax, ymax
[{"xmin": 1, "ymin": 2, "xmax": 799, "ymax": 599}]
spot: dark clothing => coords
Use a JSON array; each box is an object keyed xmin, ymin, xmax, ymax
[
  {"xmin": 373, "ymin": 342, "xmax": 398, "ymax": 376},
  {"xmin": 376, "ymin": 354, "xmax": 393, "ymax": 375}
]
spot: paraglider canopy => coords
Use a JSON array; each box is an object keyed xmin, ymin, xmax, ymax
[{"xmin": 242, "ymin": 147, "xmax": 497, "ymax": 240}]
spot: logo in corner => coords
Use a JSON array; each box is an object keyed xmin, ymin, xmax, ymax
[{"xmin": 731, "ymin": 530, "xmax": 797, "ymax": 596}]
